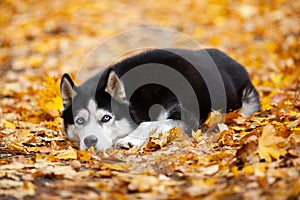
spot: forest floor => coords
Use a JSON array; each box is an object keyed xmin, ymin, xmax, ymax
[{"xmin": 0, "ymin": 0, "xmax": 300, "ymax": 199}]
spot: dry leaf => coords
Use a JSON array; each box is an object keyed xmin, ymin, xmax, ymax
[
  {"xmin": 37, "ymin": 76, "xmax": 63, "ymax": 118},
  {"xmin": 258, "ymin": 125, "xmax": 287, "ymax": 162}
]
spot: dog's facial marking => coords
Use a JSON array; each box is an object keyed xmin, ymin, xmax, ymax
[
  {"xmin": 72, "ymin": 99, "xmax": 132, "ymax": 150},
  {"xmin": 95, "ymin": 109, "xmax": 113, "ymax": 125},
  {"xmin": 74, "ymin": 110, "xmax": 89, "ymax": 126},
  {"xmin": 87, "ymin": 99, "xmax": 97, "ymax": 118}
]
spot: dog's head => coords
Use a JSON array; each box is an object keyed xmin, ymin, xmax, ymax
[{"xmin": 60, "ymin": 69, "xmax": 133, "ymax": 150}]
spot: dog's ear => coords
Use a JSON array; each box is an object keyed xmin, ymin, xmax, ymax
[
  {"xmin": 104, "ymin": 70, "xmax": 126, "ymax": 101},
  {"xmin": 60, "ymin": 73, "xmax": 77, "ymax": 109}
]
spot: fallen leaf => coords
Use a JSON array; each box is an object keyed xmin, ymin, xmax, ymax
[
  {"xmin": 143, "ymin": 128, "xmax": 181, "ymax": 151},
  {"xmin": 127, "ymin": 175, "xmax": 159, "ymax": 192},
  {"xmin": 54, "ymin": 146, "xmax": 78, "ymax": 160},
  {"xmin": 37, "ymin": 76, "xmax": 63, "ymax": 118},
  {"xmin": 258, "ymin": 125, "xmax": 288, "ymax": 162}
]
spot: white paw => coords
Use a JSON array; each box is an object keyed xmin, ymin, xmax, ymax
[
  {"xmin": 114, "ymin": 119, "xmax": 182, "ymax": 149},
  {"xmin": 115, "ymin": 135, "xmax": 147, "ymax": 149}
]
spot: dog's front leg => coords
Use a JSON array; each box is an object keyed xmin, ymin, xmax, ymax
[{"xmin": 115, "ymin": 119, "xmax": 182, "ymax": 149}]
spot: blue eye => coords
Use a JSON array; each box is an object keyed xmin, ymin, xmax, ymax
[
  {"xmin": 76, "ymin": 118, "xmax": 85, "ymax": 125},
  {"xmin": 101, "ymin": 115, "xmax": 112, "ymax": 123}
]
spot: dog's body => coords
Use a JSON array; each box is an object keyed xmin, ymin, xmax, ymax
[{"xmin": 60, "ymin": 48, "xmax": 260, "ymax": 150}]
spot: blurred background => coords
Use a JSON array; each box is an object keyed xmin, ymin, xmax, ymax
[{"xmin": 0, "ymin": 0, "xmax": 299, "ymax": 90}]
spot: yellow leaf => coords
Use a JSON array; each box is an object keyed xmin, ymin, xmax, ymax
[
  {"xmin": 258, "ymin": 125, "xmax": 287, "ymax": 162},
  {"xmin": 127, "ymin": 175, "xmax": 159, "ymax": 192},
  {"xmin": 242, "ymin": 163, "xmax": 269, "ymax": 175},
  {"xmin": 242, "ymin": 165, "xmax": 254, "ymax": 175},
  {"xmin": 231, "ymin": 166, "xmax": 239, "ymax": 177},
  {"xmin": 29, "ymin": 55, "xmax": 43, "ymax": 68},
  {"xmin": 204, "ymin": 110, "xmax": 224, "ymax": 128},
  {"xmin": 143, "ymin": 128, "xmax": 181, "ymax": 151},
  {"xmin": 77, "ymin": 150, "xmax": 91, "ymax": 162},
  {"xmin": 9, "ymin": 143, "xmax": 29, "ymax": 154},
  {"xmin": 102, "ymin": 163, "xmax": 129, "ymax": 171},
  {"xmin": 1, "ymin": 119, "xmax": 16, "ymax": 129},
  {"xmin": 192, "ymin": 129, "xmax": 203, "ymax": 143},
  {"xmin": 37, "ymin": 76, "xmax": 63, "ymax": 117},
  {"xmin": 54, "ymin": 146, "xmax": 77, "ymax": 160}
]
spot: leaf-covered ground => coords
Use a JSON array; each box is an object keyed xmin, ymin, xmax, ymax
[{"xmin": 0, "ymin": 0, "xmax": 300, "ymax": 199}]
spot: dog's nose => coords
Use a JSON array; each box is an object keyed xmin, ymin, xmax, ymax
[{"xmin": 84, "ymin": 135, "xmax": 98, "ymax": 148}]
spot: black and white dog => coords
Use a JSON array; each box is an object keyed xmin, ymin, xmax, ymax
[{"xmin": 60, "ymin": 48, "xmax": 260, "ymax": 150}]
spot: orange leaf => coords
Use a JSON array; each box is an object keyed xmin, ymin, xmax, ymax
[{"xmin": 258, "ymin": 125, "xmax": 287, "ymax": 162}]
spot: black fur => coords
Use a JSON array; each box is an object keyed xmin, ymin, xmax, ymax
[{"xmin": 61, "ymin": 48, "xmax": 260, "ymax": 133}]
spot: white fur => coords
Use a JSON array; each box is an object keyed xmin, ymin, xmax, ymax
[
  {"xmin": 115, "ymin": 119, "xmax": 183, "ymax": 148},
  {"xmin": 74, "ymin": 110, "xmax": 89, "ymax": 123},
  {"xmin": 72, "ymin": 99, "xmax": 133, "ymax": 150},
  {"xmin": 115, "ymin": 107, "xmax": 180, "ymax": 148},
  {"xmin": 70, "ymin": 99, "xmax": 182, "ymax": 150},
  {"xmin": 156, "ymin": 109, "xmax": 169, "ymax": 121},
  {"xmin": 241, "ymin": 87, "xmax": 260, "ymax": 117},
  {"xmin": 115, "ymin": 118, "xmax": 133, "ymax": 137}
]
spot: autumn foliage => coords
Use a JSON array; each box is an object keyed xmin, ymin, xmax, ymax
[{"xmin": 0, "ymin": 0, "xmax": 300, "ymax": 199}]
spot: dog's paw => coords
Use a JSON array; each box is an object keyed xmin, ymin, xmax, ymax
[
  {"xmin": 115, "ymin": 135, "xmax": 146, "ymax": 149},
  {"xmin": 115, "ymin": 140, "xmax": 132, "ymax": 149}
]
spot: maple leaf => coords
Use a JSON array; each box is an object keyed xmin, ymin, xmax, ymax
[
  {"xmin": 258, "ymin": 125, "xmax": 288, "ymax": 162},
  {"xmin": 37, "ymin": 76, "xmax": 62, "ymax": 118}
]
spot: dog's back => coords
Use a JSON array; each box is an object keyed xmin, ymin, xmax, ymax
[{"xmin": 109, "ymin": 48, "xmax": 258, "ymax": 130}]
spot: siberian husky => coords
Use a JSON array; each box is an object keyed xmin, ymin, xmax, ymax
[{"xmin": 60, "ymin": 48, "xmax": 260, "ymax": 150}]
